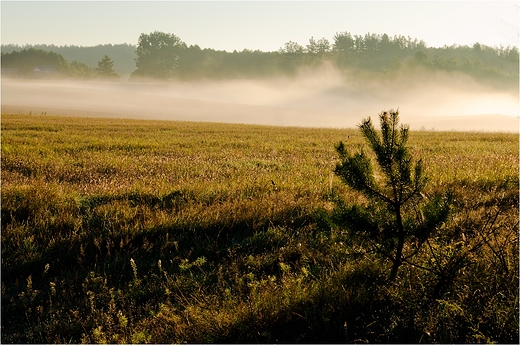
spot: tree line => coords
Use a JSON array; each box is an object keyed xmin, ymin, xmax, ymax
[
  {"xmin": 1, "ymin": 48, "xmax": 121, "ymax": 80},
  {"xmin": 1, "ymin": 43, "xmax": 135, "ymax": 77},
  {"xmin": 2, "ymin": 31, "xmax": 518, "ymax": 86}
]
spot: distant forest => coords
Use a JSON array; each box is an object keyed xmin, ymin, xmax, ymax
[
  {"xmin": 1, "ymin": 44, "xmax": 135, "ymax": 77},
  {"xmin": 2, "ymin": 31, "xmax": 518, "ymax": 87}
]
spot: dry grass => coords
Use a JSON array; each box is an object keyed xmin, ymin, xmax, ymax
[{"xmin": 1, "ymin": 113, "xmax": 518, "ymax": 343}]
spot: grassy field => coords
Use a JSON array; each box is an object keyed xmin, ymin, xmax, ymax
[{"xmin": 1, "ymin": 113, "xmax": 518, "ymax": 343}]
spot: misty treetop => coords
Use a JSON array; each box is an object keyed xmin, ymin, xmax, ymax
[
  {"xmin": 133, "ymin": 31, "xmax": 186, "ymax": 79},
  {"xmin": 96, "ymin": 55, "xmax": 120, "ymax": 79},
  {"xmin": 1, "ymin": 30, "xmax": 518, "ymax": 85}
]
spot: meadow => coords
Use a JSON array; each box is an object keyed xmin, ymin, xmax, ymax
[{"xmin": 1, "ymin": 113, "xmax": 518, "ymax": 343}]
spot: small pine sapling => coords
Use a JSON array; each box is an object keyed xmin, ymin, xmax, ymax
[{"xmin": 333, "ymin": 109, "xmax": 451, "ymax": 280}]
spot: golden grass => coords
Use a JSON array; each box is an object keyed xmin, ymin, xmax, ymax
[{"xmin": 1, "ymin": 113, "xmax": 518, "ymax": 343}]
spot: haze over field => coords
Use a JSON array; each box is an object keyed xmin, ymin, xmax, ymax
[
  {"xmin": 2, "ymin": 2, "xmax": 518, "ymax": 132},
  {"xmin": 2, "ymin": 65, "xmax": 518, "ymax": 132}
]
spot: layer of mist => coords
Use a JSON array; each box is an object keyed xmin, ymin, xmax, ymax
[{"xmin": 2, "ymin": 65, "xmax": 518, "ymax": 132}]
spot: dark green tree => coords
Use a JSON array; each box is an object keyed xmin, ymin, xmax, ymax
[
  {"xmin": 95, "ymin": 55, "xmax": 119, "ymax": 79},
  {"xmin": 333, "ymin": 109, "xmax": 451, "ymax": 280},
  {"xmin": 133, "ymin": 31, "xmax": 186, "ymax": 79}
]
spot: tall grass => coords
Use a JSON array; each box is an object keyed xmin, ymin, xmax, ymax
[{"xmin": 1, "ymin": 114, "xmax": 518, "ymax": 343}]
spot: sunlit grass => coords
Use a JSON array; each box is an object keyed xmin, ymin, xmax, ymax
[{"xmin": 1, "ymin": 114, "xmax": 518, "ymax": 343}]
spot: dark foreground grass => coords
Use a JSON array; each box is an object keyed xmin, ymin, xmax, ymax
[{"xmin": 1, "ymin": 114, "xmax": 518, "ymax": 343}]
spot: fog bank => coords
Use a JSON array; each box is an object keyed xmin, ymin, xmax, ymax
[{"xmin": 2, "ymin": 67, "xmax": 518, "ymax": 132}]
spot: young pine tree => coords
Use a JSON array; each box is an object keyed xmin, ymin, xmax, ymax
[{"xmin": 333, "ymin": 109, "xmax": 451, "ymax": 280}]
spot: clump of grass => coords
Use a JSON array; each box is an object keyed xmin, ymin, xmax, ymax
[{"xmin": 1, "ymin": 114, "xmax": 518, "ymax": 343}]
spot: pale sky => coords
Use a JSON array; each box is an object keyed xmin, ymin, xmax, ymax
[{"xmin": 1, "ymin": 1, "xmax": 519, "ymax": 51}]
